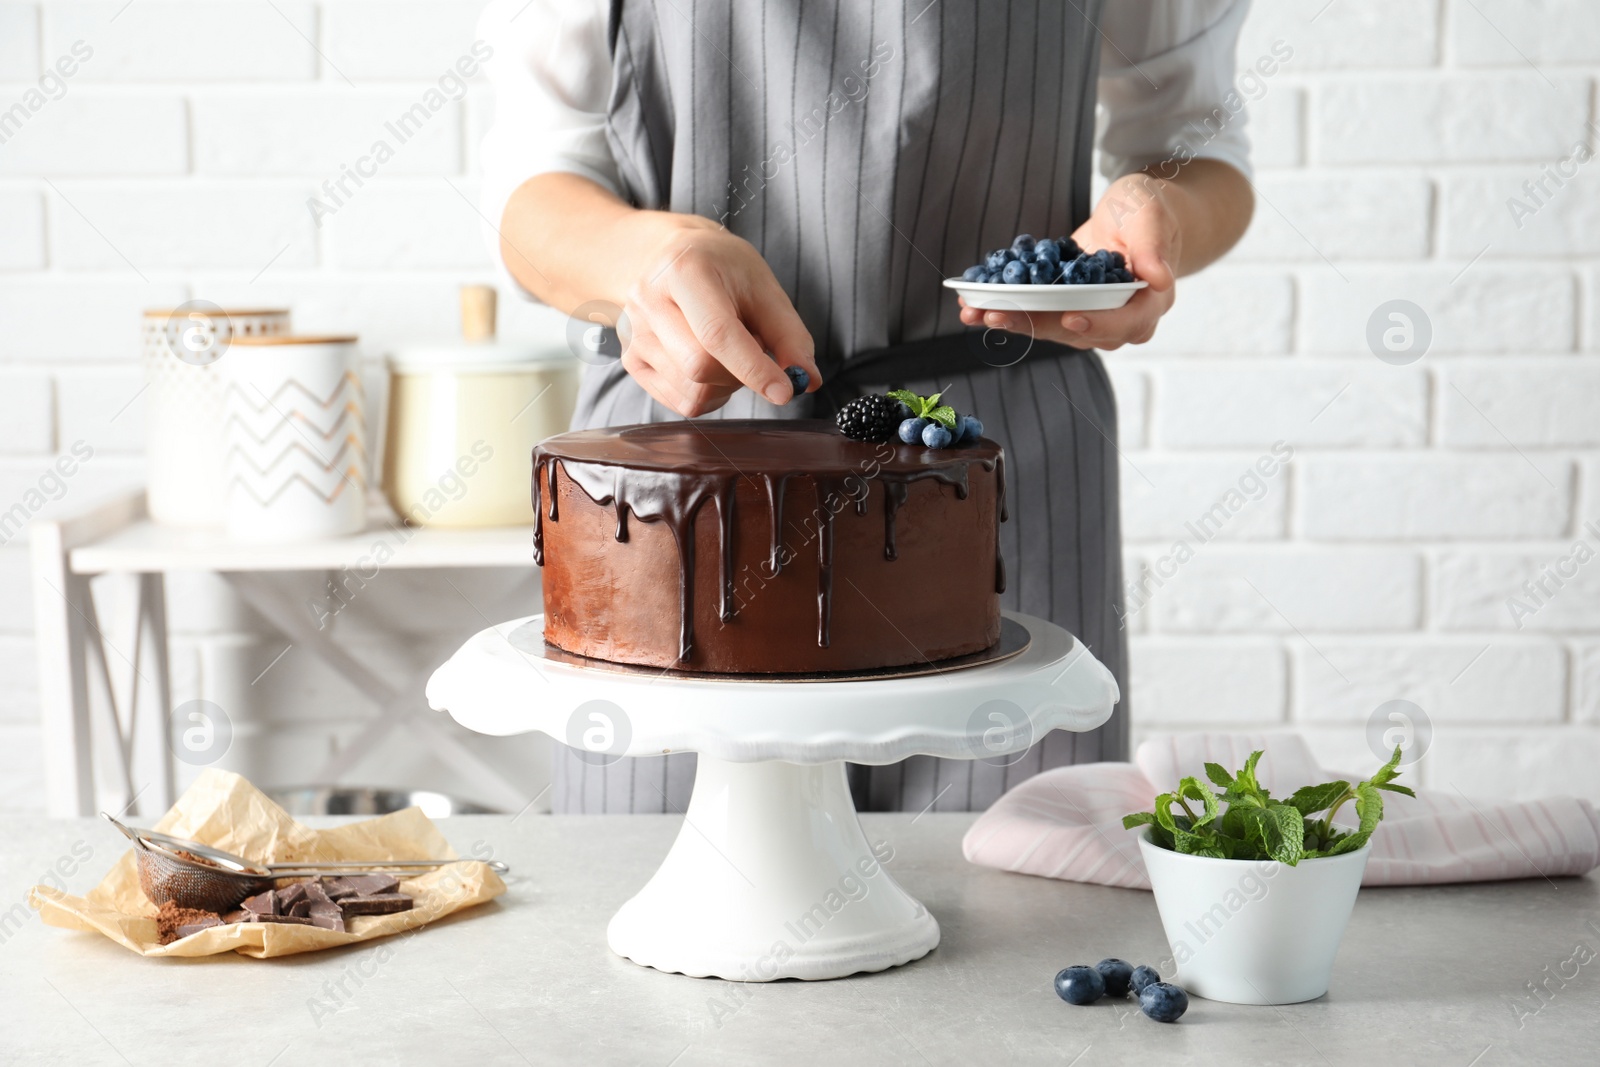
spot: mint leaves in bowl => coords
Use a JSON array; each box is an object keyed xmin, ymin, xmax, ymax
[{"xmin": 1124, "ymin": 747, "xmax": 1411, "ymax": 1005}]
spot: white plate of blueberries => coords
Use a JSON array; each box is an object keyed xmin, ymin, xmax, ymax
[{"xmin": 945, "ymin": 234, "xmax": 1148, "ymax": 313}]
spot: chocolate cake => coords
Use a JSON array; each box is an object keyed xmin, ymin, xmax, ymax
[{"xmin": 533, "ymin": 420, "xmax": 1006, "ymax": 674}]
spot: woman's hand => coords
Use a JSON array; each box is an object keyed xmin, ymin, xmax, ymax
[
  {"xmin": 497, "ymin": 173, "xmax": 819, "ymax": 418},
  {"xmin": 615, "ymin": 214, "xmax": 818, "ymax": 417},
  {"xmin": 956, "ymin": 161, "xmax": 1253, "ymax": 352},
  {"xmin": 958, "ymin": 172, "xmax": 1179, "ymax": 350}
]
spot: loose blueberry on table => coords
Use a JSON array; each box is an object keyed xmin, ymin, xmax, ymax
[
  {"xmin": 1096, "ymin": 957, "xmax": 1135, "ymax": 998},
  {"xmin": 1130, "ymin": 963, "xmax": 1162, "ymax": 995},
  {"xmin": 959, "ymin": 233, "xmax": 1137, "ymax": 285},
  {"xmin": 1139, "ymin": 982, "xmax": 1189, "ymax": 1023},
  {"xmin": 1053, "ymin": 965, "xmax": 1106, "ymax": 1006}
]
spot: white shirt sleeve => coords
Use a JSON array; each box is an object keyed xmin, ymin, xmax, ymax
[
  {"xmin": 477, "ymin": 0, "xmax": 616, "ymax": 298},
  {"xmin": 1097, "ymin": 0, "xmax": 1255, "ymax": 182}
]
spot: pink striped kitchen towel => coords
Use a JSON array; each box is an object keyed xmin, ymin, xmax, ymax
[{"xmin": 962, "ymin": 733, "xmax": 1600, "ymax": 887}]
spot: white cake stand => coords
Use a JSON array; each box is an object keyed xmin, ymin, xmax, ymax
[{"xmin": 426, "ymin": 611, "xmax": 1118, "ymax": 982}]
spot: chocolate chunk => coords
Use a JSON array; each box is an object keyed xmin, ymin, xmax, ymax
[
  {"xmin": 275, "ymin": 882, "xmax": 309, "ymax": 910},
  {"xmin": 331, "ymin": 873, "xmax": 401, "ymax": 896},
  {"xmin": 241, "ymin": 890, "xmax": 276, "ymax": 917},
  {"xmin": 254, "ymin": 913, "xmax": 314, "ymax": 926},
  {"xmin": 175, "ymin": 916, "xmax": 224, "ymax": 938},
  {"xmin": 289, "ymin": 881, "xmax": 336, "ymax": 918},
  {"xmin": 307, "ymin": 902, "xmax": 345, "ymax": 932},
  {"xmin": 321, "ymin": 878, "xmax": 359, "ymax": 901},
  {"xmin": 337, "ymin": 894, "xmax": 414, "ymax": 917},
  {"xmin": 222, "ymin": 909, "xmax": 250, "ymax": 924}
]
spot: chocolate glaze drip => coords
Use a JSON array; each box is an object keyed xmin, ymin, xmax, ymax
[
  {"xmin": 764, "ymin": 474, "xmax": 791, "ymax": 579},
  {"xmin": 816, "ymin": 479, "xmax": 838, "ymax": 648},
  {"xmin": 532, "ymin": 461, "xmax": 556, "ymax": 564},
  {"xmin": 883, "ymin": 482, "xmax": 909, "ymax": 561},
  {"xmin": 534, "ymin": 454, "xmax": 725, "ymax": 661},
  {"xmin": 532, "ymin": 421, "xmax": 1007, "ymax": 661},
  {"xmin": 994, "ymin": 451, "xmax": 1007, "ymax": 594},
  {"xmin": 713, "ymin": 481, "xmax": 736, "ymax": 622}
]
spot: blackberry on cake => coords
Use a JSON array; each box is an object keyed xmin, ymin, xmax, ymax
[{"xmin": 835, "ymin": 394, "xmax": 902, "ymax": 442}]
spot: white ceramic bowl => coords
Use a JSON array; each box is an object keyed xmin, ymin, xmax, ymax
[
  {"xmin": 1139, "ymin": 829, "xmax": 1371, "ymax": 1005},
  {"xmin": 944, "ymin": 277, "xmax": 1147, "ymax": 312}
]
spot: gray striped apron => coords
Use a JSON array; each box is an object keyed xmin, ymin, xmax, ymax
[{"xmin": 553, "ymin": 0, "xmax": 1128, "ymax": 813}]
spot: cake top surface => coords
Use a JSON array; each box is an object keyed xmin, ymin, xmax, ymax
[{"xmin": 536, "ymin": 419, "xmax": 1000, "ymax": 474}]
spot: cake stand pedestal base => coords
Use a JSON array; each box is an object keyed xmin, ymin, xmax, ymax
[
  {"xmin": 606, "ymin": 757, "xmax": 938, "ymax": 981},
  {"xmin": 427, "ymin": 611, "xmax": 1120, "ymax": 982}
]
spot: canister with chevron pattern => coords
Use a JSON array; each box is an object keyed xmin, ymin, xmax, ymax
[
  {"xmin": 141, "ymin": 305, "xmax": 290, "ymax": 527},
  {"xmin": 220, "ymin": 335, "xmax": 367, "ymax": 542}
]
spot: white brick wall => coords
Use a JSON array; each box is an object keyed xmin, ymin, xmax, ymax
[
  {"xmin": 49, "ymin": 185, "xmax": 319, "ymax": 270},
  {"xmin": 0, "ymin": 0, "xmax": 1597, "ymax": 813},
  {"xmin": 0, "ymin": 3, "xmax": 42, "ymax": 80},
  {"xmin": 0, "ymin": 96, "xmax": 190, "ymax": 174},
  {"xmin": 1299, "ymin": 267, "xmax": 1577, "ymax": 354},
  {"xmin": 190, "ymin": 94, "xmax": 463, "ymax": 175},
  {"xmin": 1314, "ymin": 75, "xmax": 1589, "ymax": 164},
  {"xmin": 1121, "ymin": 0, "xmax": 1600, "ymax": 803},
  {"xmin": 1450, "ymin": 0, "xmax": 1600, "ymax": 66},
  {"xmin": 0, "ymin": 190, "xmax": 45, "ymax": 267},
  {"xmin": 43, "ymin": 1, "xmax": 319, "ymax": 81}
]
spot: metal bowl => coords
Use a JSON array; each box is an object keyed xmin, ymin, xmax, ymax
[{"xmin": 265, "ymin": 786, "xmax": 501, "ymax": 818}]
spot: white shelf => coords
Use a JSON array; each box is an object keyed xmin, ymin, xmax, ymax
[{"xmin": 70, "ymin": 507, "xmax": 536, "ymax": 574}]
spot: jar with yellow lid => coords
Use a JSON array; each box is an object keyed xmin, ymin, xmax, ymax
[{"xmin": 383, "ymin": 286, "xmax": 579, "ymax": 528}]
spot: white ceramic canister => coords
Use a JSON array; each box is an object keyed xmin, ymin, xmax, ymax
[
  {"xmin": 382, "ymin": 287, "xmax": 579, "ymax": 528},
  {"xmin": 220, "ymin": 335, "xmax": 367, "ymax": 543},
  {"xmin": 141, "ymin": 306, "xmax": 290, "ymax": 526}
]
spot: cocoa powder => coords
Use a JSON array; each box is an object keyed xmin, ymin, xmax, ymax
[{"xmin": 155, "ymin": 900, "xmax": 224, "ymax": 945}]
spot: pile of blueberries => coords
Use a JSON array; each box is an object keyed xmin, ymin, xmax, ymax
[
  {"xmin": 960, "ymin": 234, "xmax": 1135, "ymax": 286},
  {"xmin": 898, "ymin": 407, "xmax": 983, "ymax": 450},
  {"xmin": 1054, "ymin": 958, "xmax": 1189, "ymax": 1023}
]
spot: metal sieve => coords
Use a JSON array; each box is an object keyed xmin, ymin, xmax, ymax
[{"xmin": 102, "ymin": 813, "xmax": 509, "ymax": 912}]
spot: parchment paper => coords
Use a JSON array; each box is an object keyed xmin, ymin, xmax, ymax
[{"xmin": 27, "ymin": 769, "xmax": 506, "ymax": 958}]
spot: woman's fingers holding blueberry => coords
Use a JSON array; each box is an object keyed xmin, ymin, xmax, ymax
[
  {"xmin": 667, "ymin": 262, "xmax": 794, "ymax": 407},
  {"xmin": 632, "ymin": 357, "xmax": 731, "ymax": 418},
  {"xmin": 642, "ymin": 301, "xmax": 740, "ymax": 388},
  {"xmin": 622, "ymin": 323, "xmax": 732, "ymax": 417},
  {"xmin": 617, "ymin": 220, "xmax": 816, "ymax": 408},
  {"xmin": 747, "ymin": 273, "xmax": 820, "ymax": 393},
  {"xmin": 621, "ymin": 282, "xmax": 742, "ymax": 407}
]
